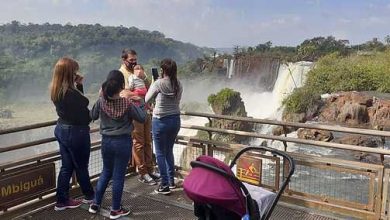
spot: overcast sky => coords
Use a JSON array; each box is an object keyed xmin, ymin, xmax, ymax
[{"xmin": 1, "ymin": 0, "xmax": 390, "ymax": 48}]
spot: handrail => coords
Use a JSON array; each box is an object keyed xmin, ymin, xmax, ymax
[
  {"xmin": 0, "ymin": 120, "xmax": 57, "ymax": 135},
  {"xmin": 181, "ymin": 124, "xmax": 390, "ymax": 155},
  {"xmin": 0, "ymin": 128, "xmax": 100, "ymax": 154},
  {"xmin": 0, "ymin": 141, "xmax": 102, "ymax": 170},
  {"xmin": 1, "ymin": 112, "xmax": 388, "ymax": 156},
  {"xmin": 181, "ymin": 111, "xmax": 390, "ymax": 138},
  {"xmin": 1, "ymin": 112, "xmax": 389, "ymax": 138}
]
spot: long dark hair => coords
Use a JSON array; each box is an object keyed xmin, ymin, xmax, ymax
[
  {"xmin": 160, "ymin": 58, "xmax": 179, "ymax": 96},
  {"xmin": 102, "ymin": 70, "xmax": 125, "ymax": 100}
]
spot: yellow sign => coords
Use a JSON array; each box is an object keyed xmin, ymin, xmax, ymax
[{"xmin": 236, "ymin": 156, "xmax": 262, "ymax": 186}]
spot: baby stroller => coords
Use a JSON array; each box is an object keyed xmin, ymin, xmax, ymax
[{"xmin": 183, "ymin": 146, "xmax": 295, "ymax": 220}]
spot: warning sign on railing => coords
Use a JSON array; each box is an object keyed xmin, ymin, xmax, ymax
[{"xmin": 236, "ymin": 156, "xmax": 262, "ymax": 186}]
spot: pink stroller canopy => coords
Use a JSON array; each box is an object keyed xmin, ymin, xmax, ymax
[{"xmin": 183, "ymin": 156, "xmax": 246, "ymax": 217}]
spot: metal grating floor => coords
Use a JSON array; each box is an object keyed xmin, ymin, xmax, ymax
[
  {"xmin": 270, "ymin": 205, "xmax": 336, "ymax": 220},
  {"xmin": 16, "ymin": 175, "xmax": 337, "ymax": 220}
]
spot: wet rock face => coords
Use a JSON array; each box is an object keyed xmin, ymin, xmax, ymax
[
  {"xmin": 208, "ymin": 88, "xmax": 253, "ymax": 143},
  {"xmin": 272, "ymin": 112, "xmax": 307, "ymax": 136},
  {"xmin": 369, "ymin": 99, "xmax": 390, "ymax": 131},
  {"xmin": 319, "ymin": 92, "xmax": 372, "ymax": 126},
  {"xmin": 272, "ymin": 126, "xmax": 295, "ymax": 136},
  {"xmin": 297, "ymin": 128, "xmax": 334, "ymax": 142},
  {"xmin": 354, "ymin": 152, "xmax": 382, "ymax": 164},
  {"xmin": 334, "ymin": 135, "xmax": 385, "ymax": 164},
  {"xmin": 282, "ymin": 112, "xmax": 307, "ymax": 123},
  {"xmin": 318, "ymin": 92, "xmax": 390, "ymax": 130},
  {"xmin": 334, "ymin": 135, "xmax": 384, "ymax": 148}
]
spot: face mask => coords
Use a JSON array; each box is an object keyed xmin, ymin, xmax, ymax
[{"xmin": 125, "ymin": 60, "xmax": 137, "ymax": 71}]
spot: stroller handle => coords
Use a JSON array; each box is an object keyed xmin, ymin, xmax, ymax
[{"xmin": 229, "ymin": 146, "xmax": 295, "ymax": 220}]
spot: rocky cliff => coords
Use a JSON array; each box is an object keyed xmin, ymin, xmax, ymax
[
  {"xmin": 319, "ymin": 92, "xmax": 390, "ymax": 130},
  {"xmin": 207, "ymin": 88, "xmax": 253, "ymax": 143}
]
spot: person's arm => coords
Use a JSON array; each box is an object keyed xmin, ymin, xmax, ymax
[
  {"xmin": 128, "ymin": 75, "xmax": 135, "ymax": 91},
  {"xmin": 90, "ymin": 99, "xmax": 100, "ymax": 121},
  {"xmin": 145, "ymin": 81, "xmax": 159, "ymax": 104},
  {"xmin": 133, "ymin": 88, "xmax": 148, "ymax": 97},
  {"xmin": 120, "ymin": 89, "xmax": 137, "ymax": 99},
  {"xmin": 129, "ymin": 103, "xmax": 146, "ymax": 123},
  {"xmin": 139, "ymin": 70, "xmax": 150, "ymax": 89}
]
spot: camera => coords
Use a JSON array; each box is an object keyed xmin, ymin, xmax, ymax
[{"xmin": 151, "ymin": 67, "xmax": 159, "ymax": 81}]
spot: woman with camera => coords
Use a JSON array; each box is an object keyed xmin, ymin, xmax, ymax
[{"xmin": 145, "ymin": 58, "xmax": 183, "ymax": 195}]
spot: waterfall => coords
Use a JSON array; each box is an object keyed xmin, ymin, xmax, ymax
[
  {"xmin": 232, "ymin": 57, "xmax": 280, "ymax": 91},
  {"xmin": 228, "ymin": 59, "xmax": 235, "ymax": 79},
  {"xmin": 243, "ymin": 61, "xmax": 313, "ymax": 147},
  {"xmin": 241, "ymin": 61, "xmax": 313, "ymax": 120},
  {"xmin": 178, "ymin": 61, "xmax": 313, "ymax": 137},
  {"xmin": 271, "ymin": 61, "xmax": 314, "ymax": 119}
]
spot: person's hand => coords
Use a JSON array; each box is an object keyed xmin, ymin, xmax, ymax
[
  {"xmin": 129, "ymin": 96, "xmax": 142, "ymax": 101},
  {"xmin": 138, "ymin": 71, "xmax": 146, "ymax": 80},
  {"xmin": 120, "ymin": 89, "xmax": 136, "ymax": 98},
  {"xmin": 74, "ymin": 74, "xmax": 84, "ymax": 85}
]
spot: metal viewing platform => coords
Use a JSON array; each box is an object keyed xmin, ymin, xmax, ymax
[
  {"xmin": 1, "ymin": 111, "xmax": 390, "ymax": 219},
  {"xmin": 14, "ymin": 176, "xmax": 336, "ymax": 220}
]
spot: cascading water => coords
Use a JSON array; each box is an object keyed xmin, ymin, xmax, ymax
[
  {"xmin": 241, "ymin": 61, "xmax": 314, "ymax": 120},
  {"xmin": 228, "ymin": 59, "xmax": 235, "ymax": 79},
  {"xmin": 241, "ymin": 61, "xmax": 314, "ymax": 148}
]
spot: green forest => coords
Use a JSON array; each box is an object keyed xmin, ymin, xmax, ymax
[
  {"xmin": 1, "ymin": 21, "xmax": 390, "ymax": 111},
  {"xmin": 0, "ymin": 21, "xmax": 209, "ymax": 103}
]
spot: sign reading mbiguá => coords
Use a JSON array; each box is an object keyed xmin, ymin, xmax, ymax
[{"xmin": 0, "ymin": 163, "xmax": 55, "ymax": 208}]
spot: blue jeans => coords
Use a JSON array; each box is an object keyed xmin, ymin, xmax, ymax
[
  {"xmin": 152, "ymin": 115, "xmax": 181, "ymax": 186},
  {"xmin": 54, "ymin": 123, "xmax": 94, "ymax": 203},
  {"xmin": 94, "ymin": 135, "xmax": 132, "ymax": 210}
]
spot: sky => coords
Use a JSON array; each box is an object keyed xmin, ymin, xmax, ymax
[{"xmin": 1, "ymin": 0, "xmax": 390, "ymax": 48}]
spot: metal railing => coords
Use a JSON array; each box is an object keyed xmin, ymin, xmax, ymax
[
  {"xmin": 0, "ymin": 122, "xmax": 103, "ymax": 219},
  {"xmin": 1, "ymin": 112, "xmax": 390, "ymax": 219}
]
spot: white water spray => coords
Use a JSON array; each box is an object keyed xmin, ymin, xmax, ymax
[{"xmin": 241, "ymin": 61, "xmax": 313, "ymax": 120}]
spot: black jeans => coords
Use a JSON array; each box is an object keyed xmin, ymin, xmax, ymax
[{"xmin": 54, "ymin": 123, "xmax": 94, "ymax": 203}]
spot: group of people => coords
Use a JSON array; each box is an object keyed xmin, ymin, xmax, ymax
[{"xmin": 49, "ymin": 49, "xmax": 182, "ymax": 219}]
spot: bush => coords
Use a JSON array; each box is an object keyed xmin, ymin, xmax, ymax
[
  {"xmin": 207, "ymin": 88, "xmax": 241, "ymax": 107},
  {"xmin": 282, "ymin": 87, "xmax": 321, "ymax": 113},
  {"xmin": 284, "ymin": 50, "xmax": 390, "ymax": 113}
]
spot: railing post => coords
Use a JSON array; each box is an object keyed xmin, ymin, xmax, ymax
[
  {"xmin": 201, "ymin": 143, "xmax": 206, "ymax": 155},
  {"xmin": 282, "ymin": 125, "xmax": 288, "ymax": 152},
  {"xmin": 205, "ymin": 144, "xmax": 213, "ymax": 156},
  {"xmin": 207, "ymin": 117, "xmax": 213, "ymax": 141},
  {"xmin": 381, "ymin": 154, "xmax": 385, "ymax": 165}
]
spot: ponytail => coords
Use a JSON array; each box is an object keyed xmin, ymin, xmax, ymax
[
  {"xmin": 170, "ymin": 77, "xmax": 179, "ymax": 97},
  {"xmin": 160, "ymin": 58, "xmax": 180, "ymax": 97}
]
